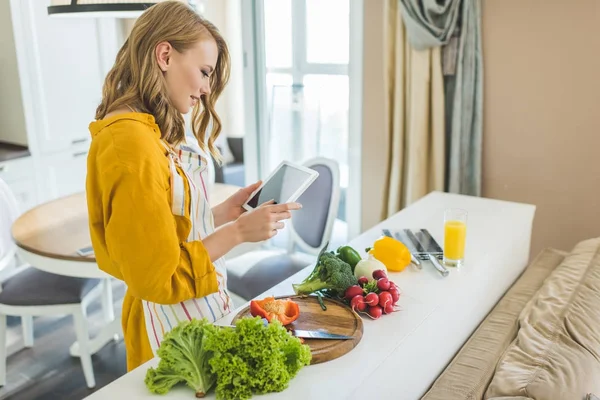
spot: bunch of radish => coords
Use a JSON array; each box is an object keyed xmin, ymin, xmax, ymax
[{"xmin": 343, "ymin": 269, "xmax": 401, "ymax": 319}]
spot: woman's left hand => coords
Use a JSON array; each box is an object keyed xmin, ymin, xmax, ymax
[{"xmin": 213, "ymin": 181, "xmax": 262, "ymax": 227}]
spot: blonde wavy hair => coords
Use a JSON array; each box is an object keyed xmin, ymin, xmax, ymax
[{"xmin": 95, "ymin": 1, "xmax": 230, "ymax": 161}]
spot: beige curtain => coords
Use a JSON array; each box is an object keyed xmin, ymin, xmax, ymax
[{"xmin": 382, "ymin": 0, "xmax": 445, "ymax": 219}]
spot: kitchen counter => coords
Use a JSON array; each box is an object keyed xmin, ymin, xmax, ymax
[
  {"xmin": 84, "ymin": 191, "xmax": 536, "ymax": 400},
  {"xmin": 0, "ymin": 142, "xmax": 30, "ymax": 162}
]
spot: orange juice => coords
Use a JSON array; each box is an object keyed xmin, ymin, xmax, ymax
[{"xmin": 444, "ymin": 220, "xmax": 467, "ymax": 260}]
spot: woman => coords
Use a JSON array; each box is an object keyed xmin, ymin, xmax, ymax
[{"xmin": 86, "ymin": 1, "xmax": 300, "ymax": 371}]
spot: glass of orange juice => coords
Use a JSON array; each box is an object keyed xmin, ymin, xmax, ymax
[{"xmin": 443, "ymin": 208, "xmax": 467, "ymax": 268}]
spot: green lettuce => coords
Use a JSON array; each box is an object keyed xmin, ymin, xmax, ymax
[
  {"xmin": 145, "ymin": 318, "xmax": 217, "ymax": 397},
  {"xmin": 204, "ymin": 317, "xmax": 312, "ymax": 400},
  {"xmin": 145, "ymin": 317, "xmax": 311, "ymax": 399}
]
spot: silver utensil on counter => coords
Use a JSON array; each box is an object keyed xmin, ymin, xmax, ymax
[
  {"xmin": 287, "ymin": 329, "xmax": 353, "ymax": 340},
  {"xmin": 415, "ymin": 229, "xmax": 444, "ymax": 260},
  {"xmin": 403, "ymin": 229, "xmax": 449, "ymax": 277},
  {"xmin": 223, "ymin": 325, "xmax": 352, "ymax": 340}
]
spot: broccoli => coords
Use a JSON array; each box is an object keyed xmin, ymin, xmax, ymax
[{"xmin": 292, "ymin": 252, "xmax": 358, "ymax": 297}]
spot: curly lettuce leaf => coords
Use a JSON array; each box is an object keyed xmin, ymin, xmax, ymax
[
  {"xmin": 145, "ymin": 319, "xmax": 217, "ymax": 397},
  {"xmin": 204, "ymin": 317, "xmax": 312, "ymax": 400},
  {"xmin": 144, "ymin": 362, "xmax": 183, "ymax": 395}
]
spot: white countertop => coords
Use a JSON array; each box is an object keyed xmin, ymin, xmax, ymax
[{"xmin": 86, "ymin": 191, "xmax": 536, "ymax": 400}]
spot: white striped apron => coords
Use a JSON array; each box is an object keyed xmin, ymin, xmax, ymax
[{"xmin": 142, "ymin": 139, "xmax": 232, "ymax": 354}]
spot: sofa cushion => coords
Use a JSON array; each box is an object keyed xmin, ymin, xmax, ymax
[
  {"xmin": 488, "ymin": 397, "xmax": 533, "ymax": 400},
  {"xmin": 485, "ymin": 237, "xmax": 600, "ymax": 400},
  {"xmin": 421, "ymin": 247, "xmax": 567, "ymax": 400}
]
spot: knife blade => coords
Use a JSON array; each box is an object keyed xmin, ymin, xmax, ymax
[
  {"xmin": 289, "ymin": 329, "xmax": 353, "ymax": 340},
  {"xmin": 406, "ymin": 230, "xmax": 449, "ymax": 277},
  {"xmin": 420, "ymin": 229, "xmax": 443, "ymax": 254},
  {"xmin": 404, "ymin": 229, "xmax": 426, "ymax": 258},
  {"xmin": 222, "ymin": 325, "xmax": 352, "ymax": 340},
  {"xmin": 415, "ymin": 229, "xmax": 443, "ymax": 260}
]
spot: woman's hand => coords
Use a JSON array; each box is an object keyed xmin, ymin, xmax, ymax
[
  {"xmin": 212, "ymin": 181, "xmax": 262, "ymax": 227},
  {"xmin": 204, "ymin": 200, "xmax": 301, "ymax": 261},
  {"xmin": 233, "ymin": 202, "xmax": 302, "ymax": 243}
]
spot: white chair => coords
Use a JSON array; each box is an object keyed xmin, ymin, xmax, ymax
[
  {"xmin": 0, "ymin": 178, "xmax": 104, "ymax": 388},
  {"xmin": 226, "ymin": 157, "xmax": 340, "ymax": 302}
]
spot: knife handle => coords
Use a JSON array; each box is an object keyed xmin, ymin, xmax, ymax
[{"xmin": 428, "ymin": 254, "xmax": 449, "ymax": 277}]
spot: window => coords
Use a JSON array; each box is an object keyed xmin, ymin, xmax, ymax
[{"xmin": 261, "ymin": 0, "xmax": 350, "ymax": 225}]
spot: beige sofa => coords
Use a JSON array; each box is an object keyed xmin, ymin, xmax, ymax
[{"xmin": 422, "ymin": 237, "xmax": 600, "ymax": 400}]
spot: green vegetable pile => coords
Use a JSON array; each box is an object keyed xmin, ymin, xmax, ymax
[
  {"xmin": 145, "ymin": 317, "xmax": 311, "ymax": 399},
  {"xmin": 292, "ymin": 249, "xmax": 358, "ymax": 298}
]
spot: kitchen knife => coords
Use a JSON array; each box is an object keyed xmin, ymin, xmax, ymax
[
  {"xmin": 222, "ymin": 325, "xmax": 352, "ymax": 340},
  {"xmin": 403, "ymin": 229, "xmax": 426, "ymax": 257},
  {"xmin": 415, "ymin": 229, "xmax": 443, "ymax": 260},
  {"xmin": 382, "ymin": 229, "xmax": 421, "ymax": 268},
  {"xmin": 288, "ymin": 329, "xmax": 353, "ymax": 340},
  {"xmin": 404, "ymin": 229, "xmax": 449, "ymax": 277},
  {"xmin": 417, "ymin": 229, "xmax": 444, "ymax": 259}
]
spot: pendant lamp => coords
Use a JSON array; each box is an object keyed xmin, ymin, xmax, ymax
[{"xmin": 47, "ymin": 0, "xmax": 198, "ymax": 18}]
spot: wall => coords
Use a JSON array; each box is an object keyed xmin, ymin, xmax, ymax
[
  {"xmin": 0, "ymin": 0, "xmax": 28, "ymax": 146},
  {"xmin": 481, "ymin": 0, "xmax": 600, "ymax": 255},
  {"xmin": 360, "ymin": 0, "xmax": 388, "ymax": 231}
]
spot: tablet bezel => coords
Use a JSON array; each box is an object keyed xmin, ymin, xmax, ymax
[{"xmin": 242, "ymin": 160, "xmax": 319, "ymax": 211}]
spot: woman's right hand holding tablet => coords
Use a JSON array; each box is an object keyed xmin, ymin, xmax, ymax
[{"xmin": 234, "ymin": 201, "xmax": 302, "ymax": 243}]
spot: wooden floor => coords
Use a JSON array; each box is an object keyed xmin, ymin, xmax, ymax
[{"xmin": 0, "ymin": 280, "xmax": 128, "ymax": 400}]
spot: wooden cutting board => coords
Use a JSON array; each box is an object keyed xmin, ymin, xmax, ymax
[{"xmin": 232, "ymin": 295, "xmax": 363, "ymax": 365}]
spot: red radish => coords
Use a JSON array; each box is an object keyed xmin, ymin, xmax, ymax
[
  {"xmin": 367, "ymin": 305, "xmax": 383, "ymax": 319},
  {"xmin": 350, "ymin": 295, "xmax": 367, "ymax": 312},
  {"xmin": 377, "ymin": 277, "xmax": 391, "ymax": 291},
  {"xmin": 372, "ymin": 269, "xmax": 387, "ymax": 280},
  {"xmin": 365, "ymin": 292, "xmax": 379, "ymax": 307},
  {"xmin": 388, "ymin": 287, "xmax": 400, "ymax": 304},
  {"xmin": 378, "ymin": 291, "xmax": 393, "ymax": 308},
  {"xmin": 344, "ymin": 285, "xmax": 364, "ymax": 300},
  {"xmin": 384, "ymin": 303, "xmax": 395, "ymax": 314},
  {"xmin": 358, "ymin": 276, "xmax": 369, "ymax": 287}
]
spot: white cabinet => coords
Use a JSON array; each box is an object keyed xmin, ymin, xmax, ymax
[
  {"xmin": 39, "ymin": 146, "xmax": 89, "ymax": 202},
  {"xmin": 3, "ymin": 0, "xmax": 120, "ymax": 207},
  {"xmin": 13, "ymin": 0, "xmax": 104, "ymax": 155}
]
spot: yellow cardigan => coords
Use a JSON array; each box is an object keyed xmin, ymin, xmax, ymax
[{"xmin": 86, "ymin": 113, "xmax": 218, "ymax": 371}]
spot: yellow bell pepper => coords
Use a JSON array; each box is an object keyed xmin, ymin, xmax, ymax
[{"xmin": 367, "ymin": 236, "xmax": 411, "ymax": 272}]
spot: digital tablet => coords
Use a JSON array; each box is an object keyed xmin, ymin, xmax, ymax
[{"xmin": 242, "ymin": 161, "xmax": 319, "ymax": 211}]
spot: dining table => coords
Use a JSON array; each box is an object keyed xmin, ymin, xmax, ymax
[{"xmin": 10, "ymin": 183, "xmax": 242, "ymax": 358}]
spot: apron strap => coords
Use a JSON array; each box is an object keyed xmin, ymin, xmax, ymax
[{"xmin": 161, "ymin": 141, "xmax": 187, "ymax": 217}]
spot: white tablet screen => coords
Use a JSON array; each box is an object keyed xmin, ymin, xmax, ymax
[{"xmin": 246, "ymin": 164, "xmax": 314, "ymax": 208}]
